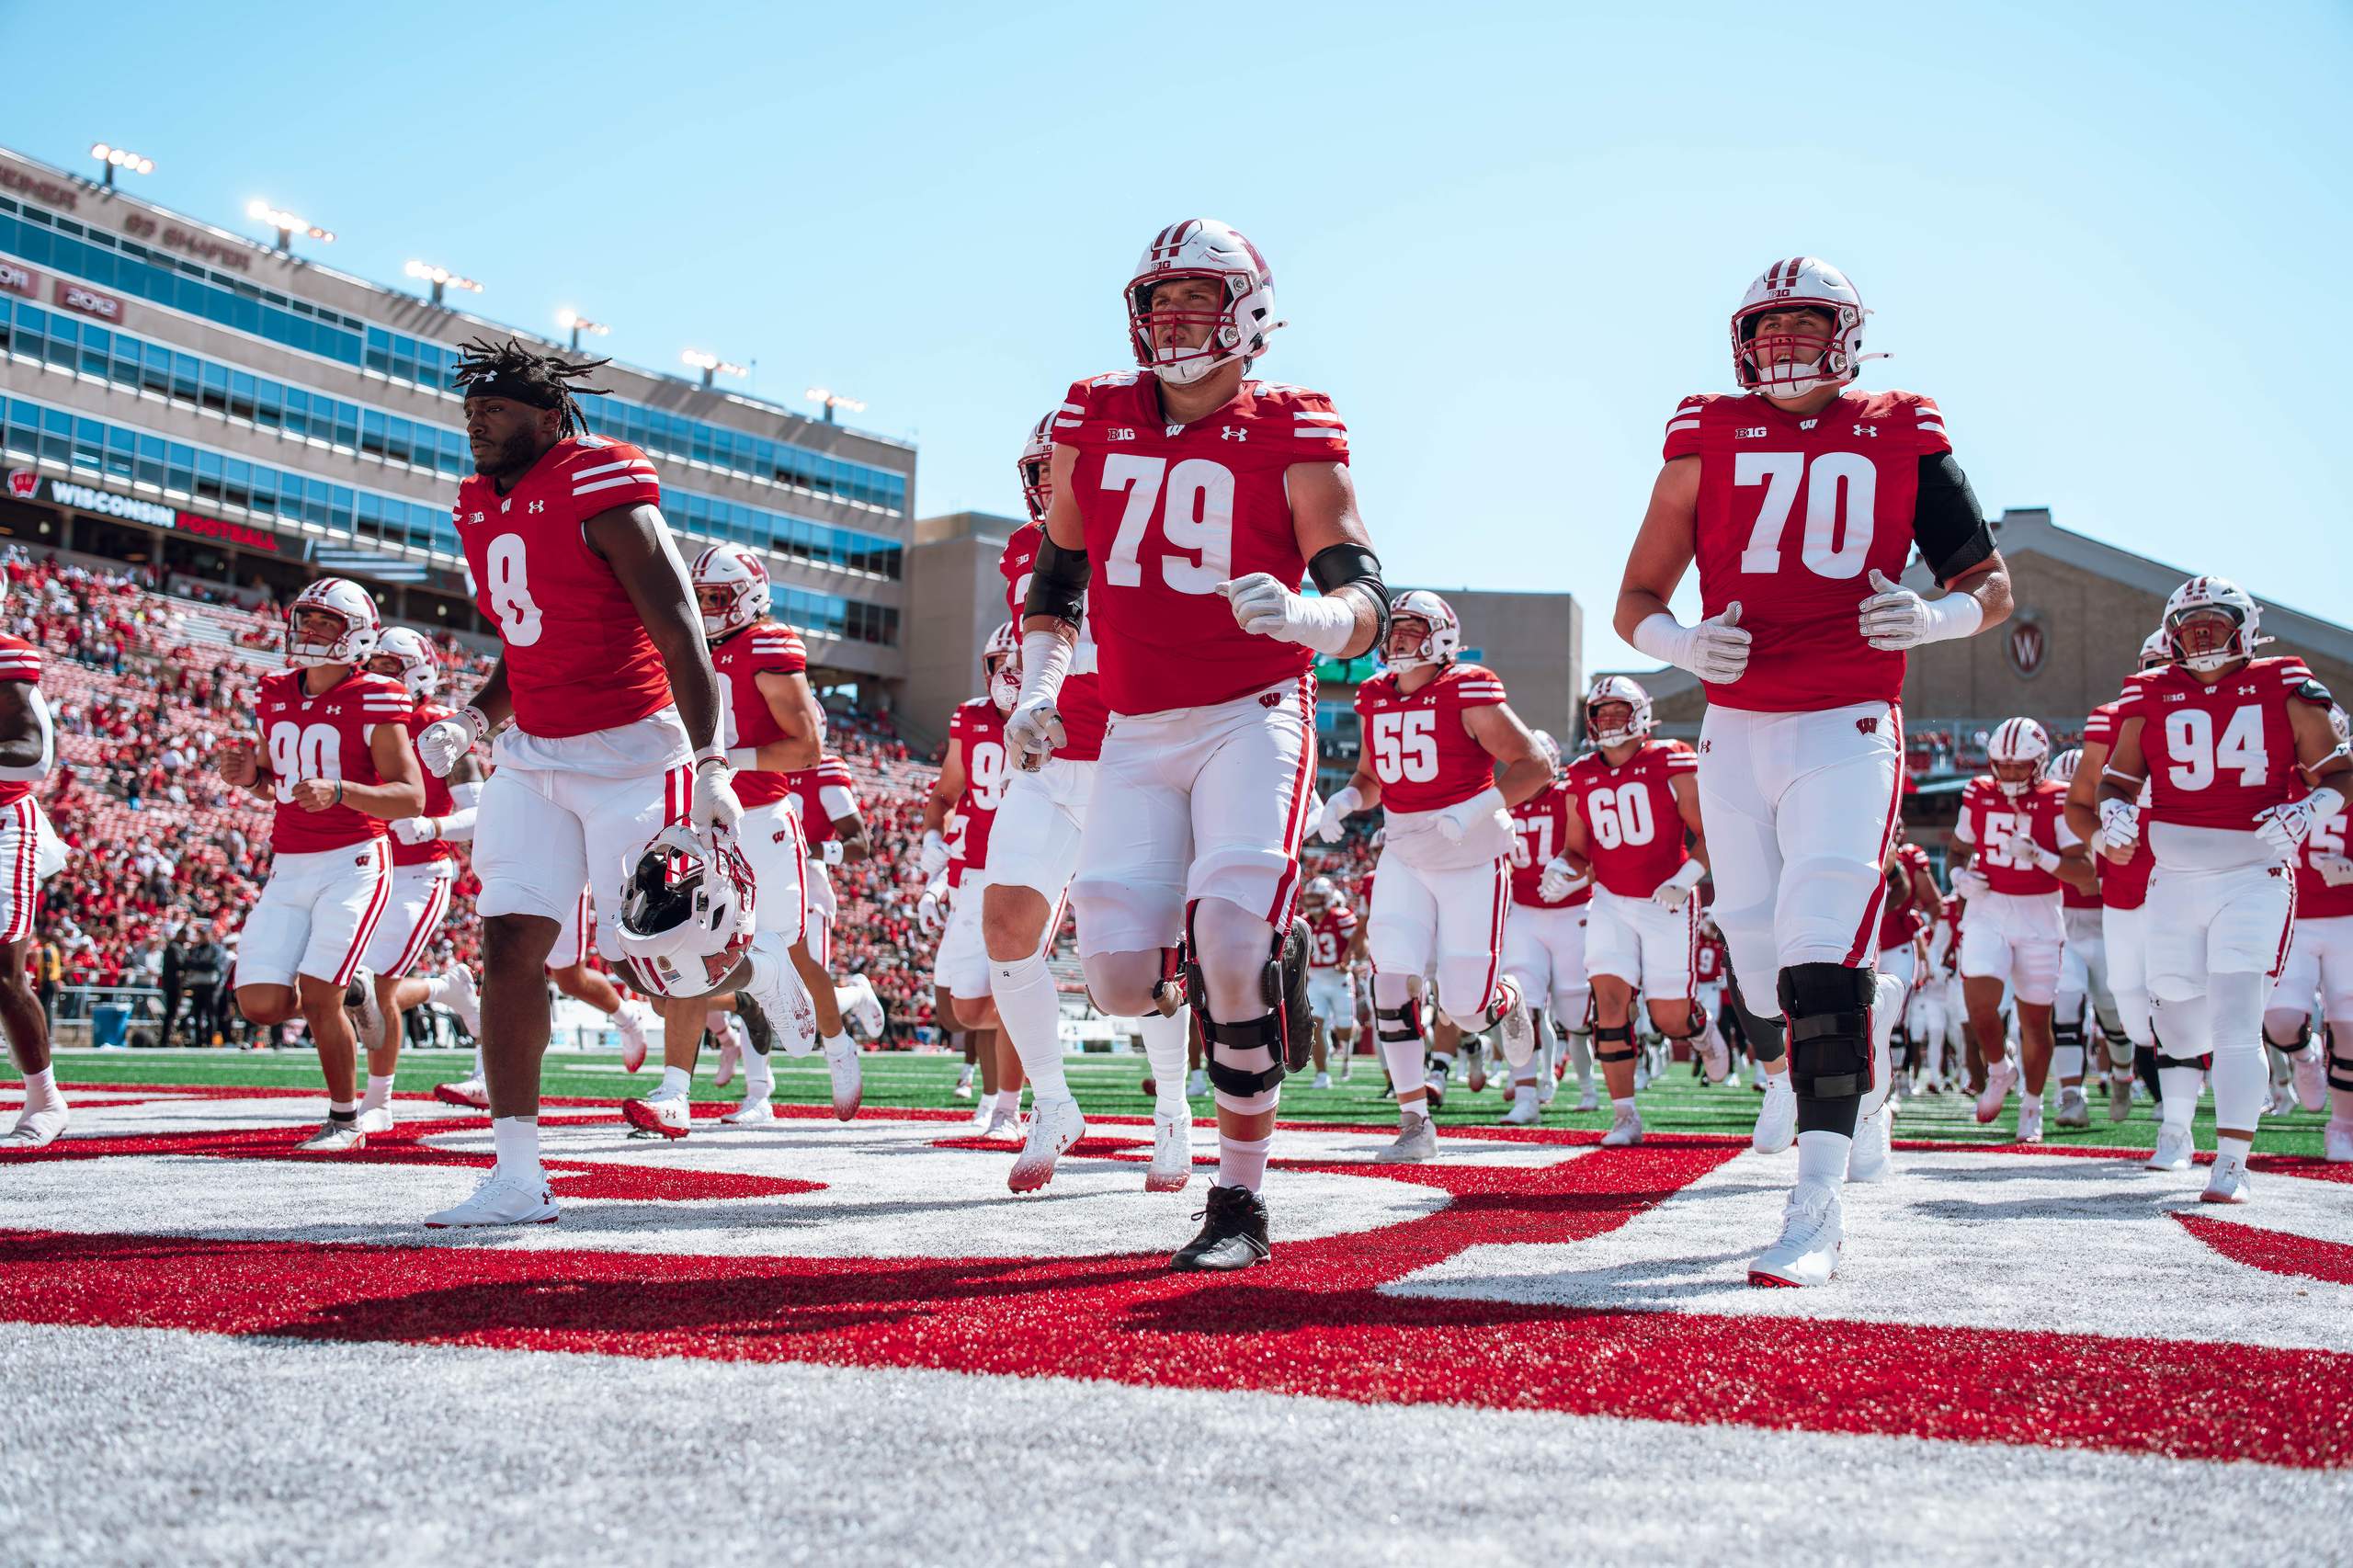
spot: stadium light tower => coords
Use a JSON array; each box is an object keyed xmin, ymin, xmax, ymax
[
  {"xmin": 406, "ymin": 260, "xmax": 483, "ymax": 307},
  {"xmin": 248, "ymin": 200, "xmax": 335, "ymax": 255},
  {"xmin": 682, "ymin": 349, "xmax": 748, "ymax": 390},
  {"xmin": 89, "ymin": 143, "xmax": 154, "ymax": 188},
  {"xmin": 556, "ymin": 308, "xmax": 610, "ymax": 353},
  {"xmin": 805, "ymin": 388, "xmax": 868, "ymax": 426}
]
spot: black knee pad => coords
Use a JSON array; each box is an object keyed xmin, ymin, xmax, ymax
[
  {"xmin": 1374, "ymin": 996, "xmax": 1424, "ymax": 1046},
  {"xmin": 1779, "ymin": 962, "xmax": 1875, "ymax": 1100},
  {"xmin": 2268, "ymin": 1014, "xmax": 2313, "ymax": 1052},
  {"xmin": 2330, "ymin": 1035, "xmax": 2353, "ymax": 1093},
  {"xmin": 2133, "ymin": 1043, "xmax": 2164, "ymax": 1104},
  {"xmin": 2052, "ymin": 1015, "xmax": 2084, "ymax": 1048},
  {"xmin": 1593, "ymin": 1022, "xmax": 1638, "ymax": 1063},
  {"xmin": 1199, "ymin": 1011, "xmax": 1287, "ymax": 1099}
]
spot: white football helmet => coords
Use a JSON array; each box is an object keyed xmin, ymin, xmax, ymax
[
  {"xmin": 368, "ymin": 626, "xmax": 439, "ymax": 698},
  {"xmin": 1529, "ymin": 728, "xmax": 1563, "ymax": 775},
  {"xmin": 1986, "ymin": 716, "xmax": 2051, "ymax": 799},
  {"xmin": 2138, "ymin": 628, "xmax": 2172, "ymax": 669},
  {"xmin": 610, "ymin": 825, "xmax": 757, "ymax": 1000},
  {"xmin": 1126, "ymin": 220, "xmax": 1286, "ymax": 387},
  {"xmin": 692, "ymin": 543, "xmax": 771, "ymax": 642},
  {"xmin": 1585, "ymin": 675, "xmax": 1654, "ymax": 749},
  {"xmin": 2049, "ymin": 746, "xmax": 2083, "ymax": 786},
  {"xmin": 1384, "ymin": 590, "xmax": 1461, "ymax": 671},
  {"xmin": 1302, "ymin": 876, "xmax": 1336, "ymax": 915},
  {"xmin": 1017, "ymin": 412, "xmax": 1055, "ymax": 523},
  {"xmin": 1731, "ymin": 256, "xmax": 1880, "ymax": 397},
  {"xmin": 285, "ymin": 578, "xmax": 381, "ymax": 668},
  {"xmin": 983, "ymin": 621, "xmax": 1020, "ymax": 715},
  {"xmin": 2163, "ymin": 575, "xmax": 2266, "ymax": 674}
]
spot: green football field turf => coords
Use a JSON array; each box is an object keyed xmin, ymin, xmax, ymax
[{"xmin": 37, "ymin": 1043, "xmax": 2334, "ymax": 1156}]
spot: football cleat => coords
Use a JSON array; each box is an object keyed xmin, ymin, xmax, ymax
[
  {"xmin": 838, "ymin": 972, "xmax": 887, "ymax": 1042},
  {"xmin": 616, "ymin": 1000, "xmax": 654, "ymax": 1073},
  {"xmin": 1311, "ymin": 1071, "xmax": 1332, "ymax": 1090},
  {"xmin": 1187, "ymin": 1068, "xmax": 1209, "ymax": 1099},
  {"xmin": 2055, "ymin": 1087, "xmax": 2090, "ymax": 1130},
  {"xmin": 1501, "ymin": 1090, "xmax": 1543, "ymax": 1127},
  {"xmin": 1377, "ymin": 1111, "xmax": 1437, "ymax": 1164},
  {"xmin": 1146, "ymin": 1110, "xmax": 1193, "ymax": 1193},
  {"xmin": 2200, "ymin": 1150, "xmax": 2253, "ymax": 1204},
  {"xmin": 344, "ymin": 968, "xmax": 383, "ymax": 1051},
  {"xmin": 622, "ymin": 1093, "xmax": 692, "ymax": 1140},
  {"xmin": 424, "ymin": 1171, "xmax": 559, "ymax": 1228},
  {"xmin": 3, "ymin": 1103, "xmax": 69, "ymax": 1147},
  {"xmin": 1279, "ymin": 917, "xmax": 1314, "ymax": 1074},
  {"xmin": 720, "ymin": 1096, "xmax": 774, "ymax": 1126},
  {"xmin": 433, "ymin": 1077, "xmax": 490, "ymax": 1110},
  {"xmin": 1600, "ymin": 1106, "xmax": 1643, "ymax": 1147},
  {"xmin": 714, "ymin": 1028, "xmax": 740, "ymax": 1088},
  {"xmin": 2265, "ymin": 1080, "xmax": 2298, "ymax": 1119},
  {"xmin": 1848, "ymin": 1105, "xmax": 1893, "ymax": 1184},
  {"xmin": 439, "ymin": 963, "xmax": 483, "ymax": 1038},
  {"xmin": 2324, "ymin": 1119, "xmax": 2353, "ymax": 1164},
  {"xmin": 1975, "ymin": 1055, "xmax": 2018, "ymax": 1124},
  {"xmin": 1748, "ymin": 1182, "xmax": 1844, "ymax": 1289},
  {"xmin": 1699, "ymin": 1028, "xmax": 1730, "ymax": 1085},
  {"xmin": 734, "ymin": 990, "xmax": 777, "ymax": 1058},
  {"xmin": 2146, "ymin": 1122, "xmax": 2194, "ymax": 1172},
  {"xmin": 1007, "ymin": 1096, "xmax": 1086, "ymax": 1193},
  {"xmin": 2108, "ymin": 1071, "xmax": 2135, "ymax": 1123},
  {"xmin": 952, "ymin": 1069, "xmax": 974, "ymax": 1101},
  {"xmin": 1168, "ymin": 1184, "xmax": 1271, "ymax": 1272},
  {"xmin": 1574, "ymin": 1085, "xmax": 1600, "ymax": 1112},
  {"xmin": 1464, "ymin": 1040, "xmax": 1487, "ymax": 1095},
  {"xmin": 824, "ymin": 1036, "xmax": 863, "ymax": 1120},
  {"xmin": 298, "ymin": 1119, "xmax": 367, "ymax": 1153},
  {"xmin": 969, "ymin": 1095, "xmax": 996, "ymax": 1133},
  {"xmin": 1752, "ymin": 1073, "xmax": 1797, "ymax": 1153},
  {"xmin": 355, "ymin": 1103, "xmax": 396, "ymax": 1136},
  {"xmin": 2015, "ymin": 1096, "xmax": 2045, "ymax": 1144}
]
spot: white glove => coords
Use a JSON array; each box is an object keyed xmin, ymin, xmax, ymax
[
  {"xmin": 690, "ymin": 755, "xmax": 744, "ymax": 837},
  {"xmin": 2098, "ymin": 796, "xmax": 2140, "ymax": 847},
  {"xmin": 391, "ymin": 816, "xmax": 438, "ymax": 846},
  {"xmin": 1950, "ymin": 866, "xmax": 1990, "ymax": 901},
  {"xmin": 416, "ymin": 705, "xmax": 488, "ymax": 778},
  {"xmin": 1313, "ymin": 786, "xmax": 1364, "ymax": 844},
  {"xmin": 2317, "ymin": 855, "xmax": 2353, "ymax": 888},
  {"xmin": 915, "ymin": 829, "xmax": 949, "ymax": 881},
  {"xmin": 1631, "ymin": 605, "xmax": 1749, "ymax": 685},
  {"xmin": 1538, "ymin": 856, "xmax": 1583, "ymax": 903},
  {"xmin": 2255, "ymin": 796, "xmax": 2325, "ymax": 859},
  {"xmin": 1989, "ymin": 824, "xmax": 2059, "ymax": 873},
  {"xmin": 1652, "ymin": 858, "xmax": 1706, "ymax": 912},
  {"xmin": 1215, "ymin": 574, "xmax": 1358, "ymax": 655},
  {"xmin": 916, "ymin": 884, "xmax": 946, "ymax": 934},
  {"xmin": 1435, "ymin": 786, "xmax": 1506, "ymax": 844},
  {"xmin": 1857, "ymin": 570, "xmax": 1984, "ymax": 652},
  {"xmin": 1006, "ymin": 630, "xmax": 1074, "ymax": 771}
]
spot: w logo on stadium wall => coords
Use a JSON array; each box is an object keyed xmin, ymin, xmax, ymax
[
  {"xmin": 6, "ymin": 470, "xmax": 37, "ymax": 501},
  {"xmin": 2007, "ymin": 615, "xmax": 2046, "ymax": 677}
]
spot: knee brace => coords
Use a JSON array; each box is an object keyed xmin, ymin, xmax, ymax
[
  {"xmin": 1374, "ymin": 994, "xmax": 1425, "ymax": 1049},
  {"xmin": 2329, "ymin": 1028, "xmax": 2353, "ymax": 1093},
  {"xmin": 1197, "ymin": 1008, "xmax": 1287, "ymax": 1099},
  {"xmin": 1593, "ymin": 1022, "xmax": 1638, "ymax": 1063},
  {"xmin": 1730, "ymin": 983, "xmax": 1786, "ymax": 1062},
  {"xmin": 1779, "ymin": 962, "xmax": 1875, "ymax": 1100},
  {"xmin": 2052, "ymin": 1012, "xmax": 2084, "ymax": 1050},
  {"xmin": 2263, "ymin": 1013, "xmax": 2313, "ymax": 1051},
  {"xmin": 2101, "ymin": 1022, "xmax": 2135, "ymax": 1071}
]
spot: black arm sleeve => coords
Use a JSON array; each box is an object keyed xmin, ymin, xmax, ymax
[
  {"xmin": 1022, "ymin": 534, "xmax": 1089, "ymax": 627},
  {"xmin": 1914, "ymin": 452, "xmax": 1995, "ymax": 585},
  {"xmin": 1307, "ymin": 542, "xmax": 1390, "ymax": 653}
]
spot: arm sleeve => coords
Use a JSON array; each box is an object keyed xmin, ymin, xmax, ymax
[
  {"xmin": 1913, "ymin": 451, "xmax": 1995, "ymax": 585},
  {"xmin": 818, "ymin": 784, "xmax": 858, "ymax": 819}
]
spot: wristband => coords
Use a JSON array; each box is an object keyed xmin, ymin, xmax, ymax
[
  {"xmin": 1918, "ymin": 592, "xmax": 1985, "ymax": 643},
  {"xmin": 726, "ymin": 746, "xmax": 759, "ymax": 771},
  {"xmin": 332, "ymin": 780, "xmax": 345, "ymax": 807},
  {"xmin": 694, "ymin": 744, "xmax": 727, "ymax": 771},
  {"xmin": 1665, "ymin": 858, "xmax": 1707, "ymax": 892},
  {"xmin": 460, "ymin": 705, "xmax": 492, "ymax": 742}
]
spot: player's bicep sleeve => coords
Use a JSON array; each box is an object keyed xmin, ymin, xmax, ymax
[
  {"xmin": 1951, "ymin": 805, "xmax": 1976, "ymax": 844},
  {"xmin": 1913, "ymin": 452, "xmax": 1995, "ymax": 585},
  {"xmin": 1024, "ymin": 534, "xmax": 1089, "ymax": 626},
  {"xmin": 818, "ymin": 784, "xmax": 858, "ymax": 819}
]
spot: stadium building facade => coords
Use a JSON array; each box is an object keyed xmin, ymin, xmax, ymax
[{"xmin": 0, "ymin": 144, "xmax": 915, "ymax": 710}]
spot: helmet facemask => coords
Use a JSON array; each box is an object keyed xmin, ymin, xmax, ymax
[
  {"xmin": 1990, "ymin": 756, "xmax": 2043, "ymax": 800},
  {"xmin": 1587, "ymin": 701, "xmax": 1644, "ymax": 751},
  {"xmin": 1735, "ymin": 303, "xmax": 1858, "ymax": 398},
  {"xmin": 2168, "ymin": 606, "xmax": 2248, "ymax": 675},
  {"xmin": 986, "ymin": 651, "xmax": 1020, "ymax": 716}
]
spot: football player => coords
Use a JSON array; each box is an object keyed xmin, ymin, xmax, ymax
[
  {"xmin": 1008, "ymin": 219, "xmax": 1387, "ymax": 1269},
  {"xmin": 2097, "ymin": 577, "xmax": 2349, "ymax": 1197},
  {"xmin": 1692, "ymin": 914, "xmax": 1734, "ymax": 1085},
  {"xmin": 1871, "ymin": 823, "xmax": 1937, "ymax": 1106},
  {"xmin": 2067, "ymin": 631, "xmax": 2172, "ymax": 1118},
  {"xmin": 1300, "ymin": 876, "xmax": 1360, "ymax": 1089},
  {"xmin": 1317, "ymin": 592, "xmax": 1548, "ymax": 1162},
  {"xmin": 982, "ymin": 418, "xmax": 1196, "ymax": 1191},
  {"xmin": 1505, "ymin": 728, "xmax": 1595, "ymax": 1120},
  {"xmin": 1949, "ymin": 718, "xmax": 2090, "ymax": 1142},
  {"xmin": 0, "ymin": 574, "xmax": 65, "ymax": 1147},
  {"xmin": 2261, "ymin": 703, "xmax": 2352, "ymax": 1158},
  {"xmin": 782, "ymin": 753, "xmax": 890, "ymax": 1054},
  {"xmin": 1555, "ymin": 676, "xmax": 1717, "ymax": 1146},
  {"xmin": 216, "ymin": 580, "xmax": 423, "ymax": 1151},
  {"xmin": 2045, "ymin": 748, "xmax": 2126, "ymax": 1128},
  {"xmin": 1615, "ymin": 257, "xmax": 2013, "ymax": 1286}
]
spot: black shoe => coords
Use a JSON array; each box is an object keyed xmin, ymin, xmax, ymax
[
  {"xmin": 735, "ymin": 992, "xmax": 775, "ymax": 1057},
  {"xmin": 1277, "ymin": 917, "xmax": 1313, "ymax": 1074},
  {"xmin": 1169, "ymin": 1184, "xmax": 1271, "ymax": 1272}
]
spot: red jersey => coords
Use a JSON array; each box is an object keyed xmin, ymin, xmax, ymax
[
  {"xmin": 1664, "ymin": 388, "xmax": 1952, "ymax": 712},
  {"xmin": 783, "ymin": 756, "xmax": 861, "ymax": 851},
  {"xmin": 946, "ymin": 699, "xmax": 1009, "ymax": 884},
  {"xmin": 1878, "ymin": 840, "xmax": 1935, "ymax": 948},
  {"xmin": 1052, "ymin": 371, "xmax": 1347, "ymax": 713},
  {"xmin": 2115, "ymin": 655, "xmax": 2325, "ymax": 835},
  {"xmin": 710, "ymin": 619, "xmax": 809, "ymax": 811},
  {"xmin": 0, "ymin": 633, "xmax": 44, "ymax": 809},
  {"xmin": 254, "ymin": 669, "xmax": 410, "ymax": 854},
  {"xmin": 455, "ymin": 436, "xmax": 670, "ymax": 739},
  {"xmin": 1695, "ymin": 934, "xmax": 1728, "ymax": 985},
  {"xmin": 1957, "ymin": 778, "xmax": 2071, "ymax": 897},
  {"xmin": 2083, "ymin": 699, "xmax": 2153, "ymax": 911},
  {"xmin": 391, "ymin": 704, "xmax": 459, "ymax": 869},
  {"xmin": 999, "ymin": 523, "xmax": 1108, "ymax": 762},
  {"xmin": 1353, "ymin": 664, "xmax": 1508, "ymax": 814},
  {"xmin": 1508, "ymin": 781, "xmax": 1591, "ymax": 909},
  {"xmin": 1566, "ymin": 740, "xmax": 1697, "ymax": 898},
  {"xmin": 2291, "ymin": 795, "xmax": 2353, "ymax": 919},
  {"xmin": 1305, "ymin": 902, "xmax": 1358, "ymax": 970}
]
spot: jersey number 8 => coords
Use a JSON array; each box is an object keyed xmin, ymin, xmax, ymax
[{"xmin": 484, "ymin": 534, "xmax": 545, "ymax": 646}]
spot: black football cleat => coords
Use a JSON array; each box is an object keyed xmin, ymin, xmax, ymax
[
  {"xmin": 734, "ymin": 991, "xmax": 775, "ymax": 1057},
  {"xmin": 1169, "ymin": 1184, "xmax": 1272, "ymax": 1272},
  {"xmin": 1279, "ymin": 916, "xmax": 1314, "ymax": 1074}
]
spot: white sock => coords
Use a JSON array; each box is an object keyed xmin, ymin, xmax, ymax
[
  {"xmin": 1218, "ymin": 1133, "xmax": 1273, "ymax": 1193},
  {"xmin": 359, "ymin": 1073, "xmax": 395, "ymax": 1112},
  {"xmin": 742, "ymin": 1037, "xmax": 774, "ymax": 1097},
  {"xmin": 2159, "ymin": 1066, "xmax": 2203, "ymax": 1130},
  {"xmin": 1139, "ymin": 1006, "xmax": 1191, "ymax": 1118},
  {"xmin": 1796, "ymin": 1129, "xmax": 1850, "ymax": 1188},
  {"xmin": 995, "ymin": 1088, "xmax": 1022, "ymax": 1116},
  {"xmin": 954, "ymin": 1063, "xmax": 972, "ymax": 1085},
  {"xmin": 492, "ymin": 1115, "xmax": 540, "ymax": 1182},
  {"xmin": 2210, "ymin": 1047, "xmax": 2266, "ymax": 1134},
  {"xmin": 991, "ymin": 952, "xmax": 1068, "ymax": 1098},
  {"xmin": 658, "ymin": 1064, "xmax": 691, "ymax": 1099},
  {"xmin": 22, "ymin": 1065, "xmax": 56, "ymax": 1109},
  {"xmin": 417, "ymin": 975, "xmax": 449, "ymax": 1006},
  {"xmin": 1611, "ymin": 1095, "xmax": 1638, "ymax": 1118},
  {"xmin": 2214, "ymin": 1131, "xmax": 2253, "ymax": 1166}
]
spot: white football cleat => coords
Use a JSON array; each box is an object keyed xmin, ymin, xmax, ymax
[
  {"xmin": 1975, "ymin": 1055, "xmax": 2018, "ymax": 1124},
  {"xmin": 714, "ymin": 1029, "xmax": 739, "ymax": 1088},
  {"xmin": 424, "ymin": 1170, "xmax": 558, "ymax": 1228},
  {"xmin": 1752, "ymin": 1073, "xmax": 1797, "ymax": 1153},
  {"xmin": 298, "ymin": 1119, "xmax": 367, "ymax": 1153},
  {"xmin": 1600, "ymin": 1105, "xmax": 1643, "ymax": 1147},
  {"xmin": 1574, "ymin": 1085, "xmax": 1599, "ymax": 1112},
  {"xmin": 1377, "ymin": 1110, "xmax": 1438, "ymax": 1164},
  {"xmin": 1464, "ymin": 1040, "xmax": 1488, "ymax": 1095},
  {"xmin": 1699, "ymin": 1029, "xmax": 1730, "ymax": 1085},
  {"xmin": 2324, "ymin": 1119, "xmax": 2353, "ymax": 1164},
  {"xmin": 345, "ymin": 968, "xmax": 383, "ymax": 1050},
  {"xmin": 1187, "ymin": 1068, "xmax": 1209, "ymax": 1098},
  {"xmin": 969, "ymin": 1096, "xmax": 996, "ymax": 1132},
  {"xmin": 2146, "ymin": 1122, "xmax": 2194, "ymax": 1172},
  {"xmin": 824, "ymin": 1036, "xmax": 863, "ymax": 1120},
  {"xmin": 1848, "ymin": 1105, "xmax": 1893, "ymax": 1184},
  {"xmin": 1501, "ymin": 1089, "xmax": 1543, "ymax": 1127},
  {"xmin": 2107, "ymin": 1071, "xmax": 2135, "ymax": 1123},
  {"xmin": 439, "ymin": 963, "xmax": 483, "ymax": 1039},
  {"xmin": 622, "ymin": 1093, "xmax": 691, "ymax": 1140},
  {"xmin": 982, "ymin": 1104, "xmax": 1022, "ymax": 1140},
  {"xmin": 2265, "ymin": 1080, "xmax": 2298, "ymax": 1119},
  {"xmin": 433, "ymin": 1077, "xmax": 490, "ymax": 1110},
  {"xmin": 1007, "ymin": 1096, "xmax": 1086, "ymax": 1193},
  {"xmin": 354, "ymin": 1103, "xmax": 396, "ymax": 1136},
  {"xmin": 720, "ymin": 1096, "xmax": 774, "ymax": 1126},
  {"xmin": 1748, "ymin": 1181, "xmax": 1844, "ymax": 1288},
  {"xmin": 2200, "ymin": 1149, "xmax": 2254, "ymax": 1203},
  {"xmin": 1311, "ymin": 1071, "xmax": 1332, "ymax": 1090},
  {"xmin": 838, "ymin": 972, "xmax": 887, "ymax": 1041},
  {"xmin": 2015, "ymin": 1095, "xmax": 2044, "ymax": 1144},
  {"xmin": 3, "ymin": 1102, "xmax": 69, "ymax": 1147},
  {"xmin": 2290, "ymin": 1047, "xmax": 2326, "ymax": 1112},
  {"xmin": 2055, "ymin": 1087, "xmax": 2090, "ymax": 1130},
  {"xmin": 616, "ymin": 1000, "xmax": 654, "ymax": 1074},
  {"xmin": 952, "ymin": 1071, "xmax": 974, "ymax": 1100},
  {"xmin": 1146, "ymin": 1110, "xmax": 1192, "ymax": 1193}
]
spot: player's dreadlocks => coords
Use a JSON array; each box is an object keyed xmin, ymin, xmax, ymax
[{"xmin": 450, "ymin": 336, "xmax": 611, "ymax": 437}]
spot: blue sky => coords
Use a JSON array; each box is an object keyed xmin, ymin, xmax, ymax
[{"xmin": 6, "ymin": 1, "xmax": 2347, "ymax": 671}]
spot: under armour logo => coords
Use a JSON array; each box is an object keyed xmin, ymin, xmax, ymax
[
  {"xmin": 529, "ymin": 500, "xmax": 546, "ymax": 514},
  {"xmin": 1221, "ymin": 426, "xmax": 1247, "ymax": 441},
  {"xmin": 1853, "ymin": 424, "xmax": 1878, "ymax": 437}
]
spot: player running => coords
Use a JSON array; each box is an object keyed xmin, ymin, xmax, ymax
[
  {"xmin": 2045, "ymin": 748, "xmax": 2126, "ymax": 1127},
  {"xmin": 2262, "ymin": 704, "xmax": 2353, "ymax": 1157},
  {"xmin": 1300, "ymin": 877, "xmax": 1360, "ymax": 1089},
  {"xmin": 2097, "ymin": 577, "xmax": 2348, "ymax": 1197},
  {"xmin": 1616, "ymin": 256, "xmax": 2013, "ymax": 1285},
  {"xmin": 1318, "ymin": 592, "xmax": 1549, "ymax": 1164},
  {"xmin": 0, "ymin": 576, "xmax": 66, "ymax": 1147},
  {"xmin": 1007, "ymin": 218, "xmax": 1389, "ymax": 1269},
  {"xmin": 782, "ymin": 754, "xmax": 889, "ymax": 1058},
  {"xmin": 1506, "ymin": 730, "xmax": 1596, "ymax": 1118}
]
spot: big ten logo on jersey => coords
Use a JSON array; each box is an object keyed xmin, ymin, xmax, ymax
[
  {"xmin": 1584, "ymin": 780, "xmax": 1657, "ymax": 850},
  {"xmin": 2160, "ymin": 704, "xmax": 2268, "ymax": 791},
  {"xmin": 1370, "ymin": 710, "xmax": 1438, "ymax": 783},
  {"xmin": 1734, "ymin": 450, "xmax": 1879, "ymax": 580},
  {"xmin": 482, "ymin": 534, "xmax": 543, "ymax": 645},
  {"xmin": 1098, "ymin": 456, "xmax": 1235, "ymax": 594},
  {"xmin": 267, "ymin": 721, "xmax": 343, "ymax": 804},
  {"xmin": 966, "ymin": 737, "xmax": 1008, "ymax": 811}
]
